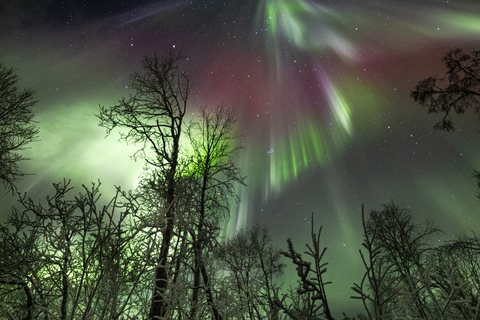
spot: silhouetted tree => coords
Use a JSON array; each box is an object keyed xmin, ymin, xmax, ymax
[
  {"xmin": 276, "ymin": 216, "xmax": 335, "ymax": 320},
  {"xmin": 0, "ymin": 180, "xmax": 146, "ymax": 319},
  {"xmin": 97, "ymin": 49, "xmax": 190, "ymax": 319},
  {"xmin": 98, "ymin": 50, "xmax": 246, "ymax": 319},
  {"xmin": 216, "ymin": 225, "xmax": 285, "ymax": 319},
  {"xmin": 186, "ymin": 104, "xmax": 245, "ymax": 320},
  {"xmin": 430, "ymin": 234, "xmax": 480, "ymax": 319},
  {"xmin": 412, "ymin": 48, "xmax": 480, "ymax": 197},
  {"xmin": 0, "ymin": 62, "xmax": 39, "ymax": 192},
  {"xmin": 365, "ymin": 202, "xmax": 442, "ymax": 319},
  {"xmin": 412, "ymin": 49, "xmax": 480, "ymax": 317},
  {"xmin": 352, "ymin": 204, "xmax": 400, "ymax": 320},
  {"xmin": 411, "ymin": 49, "xmax": 480, "ymax": 131}
]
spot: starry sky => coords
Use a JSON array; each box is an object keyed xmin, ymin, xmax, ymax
[{"xmin": 1, "ymin": 0, "xmax": 480, "ymax": 316}]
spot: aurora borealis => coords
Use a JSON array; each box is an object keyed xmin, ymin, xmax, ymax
[{"xmin": 1, "ymin": 0, "xmax": 479, "ymax": 315}]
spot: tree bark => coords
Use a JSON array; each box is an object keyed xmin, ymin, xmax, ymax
[{"xmin": 149, "ymin": 154, "xmax": 178, "ymax": 319}]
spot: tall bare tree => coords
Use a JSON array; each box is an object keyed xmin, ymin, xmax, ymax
[
  {"xmin": 352, "ymin": 204, "xmax": 403, "ymax": 320},
  {"xmin": 186, "ymin": 104, "xmax": 245, "ymax": 320},
  {"xmin": 361, "ymin": 202, "xmax": 442, "ymax": 319},
  {"xmin": 97, "ymin": 49, "xmax": 190, "ymax": 319},
  {"xmin": 0, "ymin": 62, "xmax": 39, "ymax": 193}
]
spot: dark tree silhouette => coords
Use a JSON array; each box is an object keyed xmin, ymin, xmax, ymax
[
  {"xmin": 351, "ymin": 202, "xmax": 479, "ymax": 320},
  {"xmin": 0, "ymin": 180, "xmax": 146, "ymax": 319},
  {"xmin": 429, "ymin": 235, "xmax": 480, "ymax": 319},
  {"xmin": 364, "ymin": 202, "xmax": 441, "ymax": 319},
  {"xmin": 98, "ymin": 50, "xmax": 246, "ymax": 319},
  {"xmin": 411, "ymin": 49, "xmax": 480, "ymax": 131},
  {"xmin": 276, "ymin": 215, "xmax": 335, "ymax": 320},
  {"xmin": 0, "ymin": 62, "xmax": 39, "ymax": 192},
  {"xmin": 215, "ymin": 225, "xmax": 285, "ymax": 319},
  {"xmin": 97, "ymin": 49, "xmax": 189, "ymax": 319},
  {"xmin": 353, "ymin": 202, "xmax": 480, "ymax": 320},
  {"xmin": 412, "ymin": 49, "xmax": 480, "ymax": 205},
  {"xmin": 352, "ymin": 204, "xmax": 400, "ymax": 320},
  {"xmin": 186, "ymin": 104, "xmax": 245, "ymax": 320}
]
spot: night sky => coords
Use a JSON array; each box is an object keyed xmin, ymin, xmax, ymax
[{"xmin": 1, "ymin": 0, "xmax": 479, "ymax": 315}]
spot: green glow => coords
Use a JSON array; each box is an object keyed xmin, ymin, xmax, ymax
[
  {"xmin": 223, "ymin": 174, "xmax": 249, "ymax": 238},
  {"xmin": 275, "ymin": 2, "xmax": 307, "ymax": 48},
  {"xmin": 21, "ymin": 99, "xmax": 143, "ymax": 195},
  {"xmin": 324, "ymin": 80, "xmax": 353, "ymax": 136},
  {"xmin": 441, "ymin": 11, "xmax": 480, "ymax": 34},
  {"xmin": 261, "ymin": 0, "xmax": 333, "ymax": 49},
  {"xmin": 264, "ymin": 73, "xmax": 385, "ymax": 198},
  {"xmin": 331, "ymin": 74, "xmax": 385, "ymax": 139},
  {"xmin": 266, "ymin": 3, "xmax": 277, "ymax": 37},
  {"xmin": 290, "ymin": 135, "xmax": 298, "ymax": 178},
  {"xmin": 301, "ymin": 139, "xmax": 308, "ymax": 167},
  {"xmin": 255, "ymin": 0, "xmax": 357, "ymax": 72},
  {"xmin": 268, "ymin": 118, "xmax": 329, "ymax": 196}
]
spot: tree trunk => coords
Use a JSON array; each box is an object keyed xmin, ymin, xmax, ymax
[
  {"xmin": 61, "ymin": 257, "xmax": 68, "ymax": 320},
  {"xmin": 149, "ymin": 157, "xmax": 178, "ymax": 319},
  {"xmin": 149, "ymin": 209, "xmax": 175, "ymax": 319},
  {"xmin": 189, "ymin": 239, "xmax": 201, "ymax": 320},
  {"xmin": 201, "ymin": 263, "xmax": 223, "ymax": 320}
]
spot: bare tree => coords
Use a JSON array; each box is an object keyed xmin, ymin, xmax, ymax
[
  {"xmin": 352, "ymin": 204, "xmax": 402, "ymax": 320},
  {"xmin": 186, "ymin": 104, "xmax": 245, "ymax": 320},
  {"xmin": 411, "ymin": 49, "xmax": 480, "ymax": 131},
  {"xmin": 361, "ymin": 202, "xmax": 443, "ymax": 319},
  {"xmin": 97, "ymin": 49, "xmax": 190, "ymax": 319},
  {"xmin": 0, "ymin": 209, "xmax": 37, "ymax": 320},
  {"xmin": 429, "ymin": 234, "xmax": 480, "ymax": 319},
  {"xmin": 0, "ymin": 180, "xmax": 147, "ymax": 319},
  {"xmin": 216, "ymin": 225, "xmax": 285, "ymax": 320},
  {"xmin": 276, "ymin": 215, "xmax": 335, "ymax": 320},
  {"xmin": 0, "ymin": 62, "xmax": 39, "ymax": 193}
]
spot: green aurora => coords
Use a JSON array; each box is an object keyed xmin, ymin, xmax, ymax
[{"xmin": 1, "ymin": 0, "xmax": 480, "ymax": 315}]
